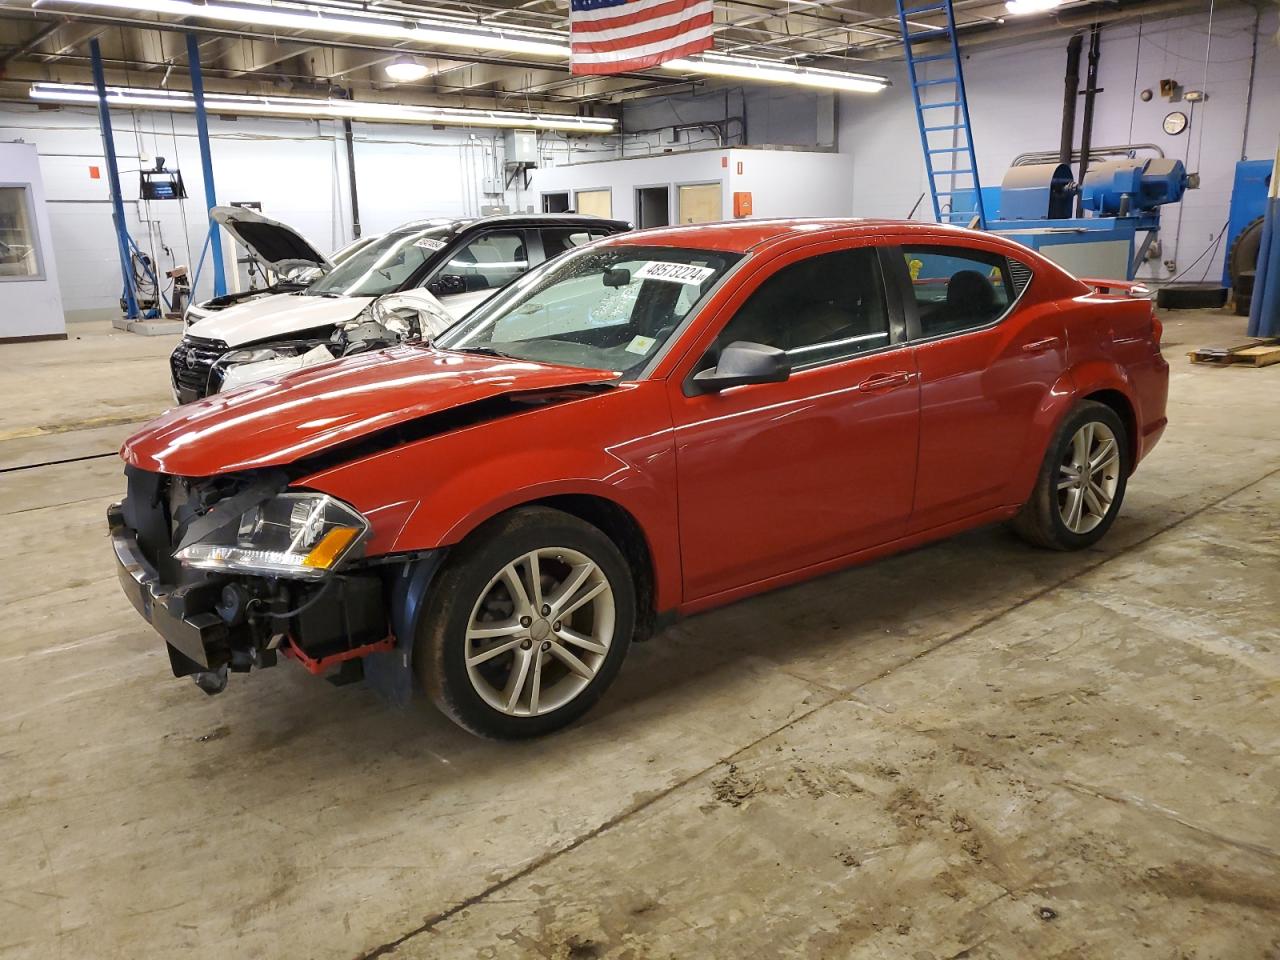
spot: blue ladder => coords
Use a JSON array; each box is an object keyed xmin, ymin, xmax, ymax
[{"xmin": 895, "ymin": 0, "xmax": 987, "ymax": 229}]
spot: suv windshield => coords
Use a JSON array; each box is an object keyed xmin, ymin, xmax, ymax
[
  {"xmin": 307, "ymin": 222, "xmax": 457, "ymax": 298},
  {"xmin": 435, "ymin": 245, "xmax": 743, "ymax": 376}
]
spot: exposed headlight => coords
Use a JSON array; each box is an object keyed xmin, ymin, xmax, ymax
[
  {"xmin": 174, "ymin": 493, "xmax": 370, "ymax": 579},
  {"xmin": 223, "ymin": 346, "xmax": 291, "ymax": 364}
]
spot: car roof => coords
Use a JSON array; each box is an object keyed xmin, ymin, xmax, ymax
[
  {"xmin": 602, "ymin": 218, "xmax": 1008, "ymax": 254},
  {"xmin": 459, "ymin": 213, "xmax": 632, "ymax": 231}
]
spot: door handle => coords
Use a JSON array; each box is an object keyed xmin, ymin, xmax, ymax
[
  {"xmin": 1022, "ymin": 336, "xmax": 1062, "ymax": 354},
  {"xmin": 857, "ymin": 371, "xmax": 914, "ymax": 392}
]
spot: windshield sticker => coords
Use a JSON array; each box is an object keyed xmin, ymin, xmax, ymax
[
  {"xmin": 625, "ymin": 335, "xmax": 656, "ymax": 355},
  {"xmin": 634, "ymin": 261, "xmax": 716, "ymax": 286},
  {"xmin": 413, "ymin": 237, "xmax": 447, "ymax": 251}
]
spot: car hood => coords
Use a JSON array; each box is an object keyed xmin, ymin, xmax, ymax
[
  {"xmin": 186, "ymin": 293, "xmax": 375, "ymax": 347},
  {"xmin": 123, "ymin": 346, "xmax": 619, "ymax": 476},
  {"xmin": 212, "ymin": 205, "xmax": 330, "ymax": 275}
]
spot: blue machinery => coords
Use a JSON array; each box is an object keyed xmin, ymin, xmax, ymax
[
  {"xmin": 988, "ymin": 158, "xmax": 1194, "ymax": 281},
  {"xmin": 89, "ymin": 34, "xmax": 226, "ymax": 321},
  {"xmin": 895, "ymin": 1, "xmax": 1194, "ymax": 280}
]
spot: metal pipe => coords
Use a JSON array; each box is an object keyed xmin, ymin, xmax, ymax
[
  {"xmin": 1013, "ymin": 143, "xmax": 1166, "ymax": 166},
  {"xmin": 342, "ymin": 116, "xmax": 361, "ymax": 239},
  {"xmin": 1059, "ymin": 34, "xmax": 1082, "ymax": 168},
  {"xmin": 1075, "ymin": 23, "xmax": 1101, "ymax": 217},
  {"xmin": 185, "ymin": 31, "xmax": 227, "ymax": 297},
  {"xmin": 89, "ymin": 38, "xmax": 138, "ymax": 320}
]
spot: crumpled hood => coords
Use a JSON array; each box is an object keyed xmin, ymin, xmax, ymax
[
  {"xmin": 123, "ymin": 346, "xmax": 618, "ymax": 476},
  {"xmin": 187, "ymin": 293, "xmax": 375, "ymax": 347}
]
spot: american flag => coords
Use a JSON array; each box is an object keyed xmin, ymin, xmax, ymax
[{"xmin": 569, "ymin": 0, "xmax": 715, "ymax": 75}]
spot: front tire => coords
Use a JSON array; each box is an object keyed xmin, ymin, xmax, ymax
[
  {"xmin": 1012, "ymin": 400, "xmax": 1130, "ymax": 551},
  {"xmin": 416, "ymin": 506, "xmax": 635, "ymax": 739}
]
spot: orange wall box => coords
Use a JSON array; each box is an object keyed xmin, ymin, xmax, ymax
[{"xmin": 733, "ymin": 191, "xmax": 753, "ymax": 218}]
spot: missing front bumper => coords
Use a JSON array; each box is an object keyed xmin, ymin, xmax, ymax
[{"xmin": 109, "ymin": 501, "xmax": 228, "ymax": 677}]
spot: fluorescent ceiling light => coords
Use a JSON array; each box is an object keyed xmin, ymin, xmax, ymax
[
  {"xmin": 31, "ymin": 0, "xmax": 888, "ymax": 93},
  {"xmin": 29, "ymin": 82, "xmax": 617, "ymax": 133},
  {"xmin": 1004, "ymin": 0, "xmax": 1063, "ymax": 15},
  {"xmin": 666, "ymin": 53, "xmax": 888, "ymax": 93},
  {"xmin": 31, "ymin": 0, "xmax": 569, "ymax": 58},
  {"xmin": 385, "ymin": 56, "xmax": 430, "ymax": 82}
]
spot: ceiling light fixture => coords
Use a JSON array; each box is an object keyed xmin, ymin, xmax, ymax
[
  {"xmin": 1003, "ymin": 0, "xmax": 1063, "ymax": 16},
  {"xmin": 30, "ymin": 0, "xmax": 570, "ymax": 58},
  {"xmin": 384, "ymin": 56, "xmax": 431, "ymax": 82},
  {"xmin": 28, "ymin": 82, "xmax": 618, "ymax": 133},
  {"xmin": 667, "ymin": 53, "xmax": 888, "ymax": 93},
  {"xmin": 31, "ymin": 0, "xmax": 888, "ymax": 94}
]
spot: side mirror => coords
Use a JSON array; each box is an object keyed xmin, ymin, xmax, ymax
[
  {"xmin": 691, "ymin": 341, "xmax": 791, "ymax": 394},
  {"xmin": 427, "ymin": 274, "xmax": 467, "ymax": 297}
]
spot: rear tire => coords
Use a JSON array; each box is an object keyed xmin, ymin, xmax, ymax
[
  {"xmin": 416, "ymin": 506, "xmax": 635, "ymax": 739},
  {"xmin": 1012, "ymin": 401, "xmax": 1130, "ymax": 551}
]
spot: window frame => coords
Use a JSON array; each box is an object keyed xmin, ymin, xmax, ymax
[
  {"xmin": 888, "ymin": 242, "xmax": 1033, "ymax": 345},
  {"xmin": 680, "ymin": 241, "xmax": 907, "ymax": 394},
  {"xmin": 0, "ymin": 183, "xmax": 44, "ymax": 283}
]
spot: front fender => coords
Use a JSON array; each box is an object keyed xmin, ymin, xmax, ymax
[{"xmin": 298, "ymin": 383, "xmax": 682, "ymax": 611}]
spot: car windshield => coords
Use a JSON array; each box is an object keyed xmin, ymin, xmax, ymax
[
  {"xmin": 306, "ymin": 222, "xmax": 456, "ymax": 298},
  {"xmin": 435, "ymin": 245, "xmax": 742, "ymax": 376}
]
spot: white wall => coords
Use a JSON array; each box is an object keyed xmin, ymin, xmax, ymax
[
  {"xmin": 839, "ymin": 3, "xmax": 1280, "ymax": 281},
  {"xmin": 530, "ymin": 147, "xmax": 854, "ymax": 223},
  {"xmin": 0, "ymin": 103, "xmax": 555, "ymax": 318},
  {"xmin": 0, "ymin": 140, "xmax": 64, "ymax": 338}
]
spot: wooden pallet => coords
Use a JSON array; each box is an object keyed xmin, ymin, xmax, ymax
[{"xmin": 1187, "ymin": 337, "xmax": 1280, "ymax": 367}]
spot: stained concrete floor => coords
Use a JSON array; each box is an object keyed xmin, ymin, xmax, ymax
[{"xmin": 1, "ymin": 312, "xmax": 1277, "ymax": 960}]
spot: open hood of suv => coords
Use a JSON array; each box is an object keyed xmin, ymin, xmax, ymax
[
  {"xmin": 212, "ymin": 205, "xmax": 330, "ymax": 276},
  {"xmin": 124, "ymin": 346, "xmax": 618, "ymax": 476}
]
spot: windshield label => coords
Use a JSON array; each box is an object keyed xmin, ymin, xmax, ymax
[
  {"xmin": 413, "ymin": 237, "xmax": 447, "ymax": 251},
  {"xmin": 625, "ymin": 335, "xmax": 656, "ymax": 355},
  {"xmin": 634, "ymin": 261, "xmax": 716, "ymax": 285}
]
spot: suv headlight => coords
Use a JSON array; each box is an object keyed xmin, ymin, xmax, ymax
[
  {"xmin": 223, "ymin": 346, "xmax": 294, "ymax": 364},
  {"xmin": 174, "ymin": 493, "xmax": 369, "ymax": 579}
]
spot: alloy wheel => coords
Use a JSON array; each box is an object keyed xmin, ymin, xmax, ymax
[
  {"xmin": 464, "ymin": 547, "xmax": 616, "ymax": 717},
  {"xmin": 1057, "ymin": 421, "xmax": 1121, "ymax": 534}
]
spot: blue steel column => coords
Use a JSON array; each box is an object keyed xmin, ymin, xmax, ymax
[
  {"xmin": 89, "ymin": 38, "xmax": 138, "ymax": 319},
  {"xmin": 186, "ymin": 32, "xmax": 227, "ymax": 296}
]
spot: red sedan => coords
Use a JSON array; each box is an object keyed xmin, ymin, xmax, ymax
[{"xmin": 112, "ymin": 219, "xmax": 1168, "ymax": 738}]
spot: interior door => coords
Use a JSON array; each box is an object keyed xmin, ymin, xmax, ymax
[
  {"xmin": 677, "ymin": 183, "xmax": 723, "ymax": 224},
  {"xmin": 894, "ymin": 242, "xmax": 1070, "ymax": 532},
  {"xmin": 667, "ymin": 242, "xmax": 920, "ymax": 602}
]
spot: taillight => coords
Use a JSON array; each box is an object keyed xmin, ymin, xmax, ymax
[{"xmin": 1151, "ymin": 314, "xmax": 1163, "ymax": 348}]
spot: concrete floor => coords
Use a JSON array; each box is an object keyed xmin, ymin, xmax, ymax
[{"xmin": 1, "ymin": 311, "xmax": 1277, "ymax": 960}]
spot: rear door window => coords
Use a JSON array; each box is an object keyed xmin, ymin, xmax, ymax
[
  {"xmin": 902, "ymin": 245, "xmax": 1015, "ymax": 338},
  {"xmin": 539, "ymin": 227, "xmax": 613, "ymax": 261}
]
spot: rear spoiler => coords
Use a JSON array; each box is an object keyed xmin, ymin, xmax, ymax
[{"xmin": 1081, "ymin": 277, "xmax": 1152, "ymax": 298}]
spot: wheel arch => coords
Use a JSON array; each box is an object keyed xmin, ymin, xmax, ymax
[
  {"xmin": 436, "ymin": 487, "xmax": 667, "ymax": 640},
  {"xmin": 1079, "ymin": 387, "xmax": 1139, "ymax": 474}
]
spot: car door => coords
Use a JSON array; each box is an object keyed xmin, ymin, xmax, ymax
[
  {"xmin": 892, "ymin": 240, "xmax": 1070, "ymax": 533},
  {"xmin": 667, "ymin": 241, "xmax": 921, "ymax": 602}
]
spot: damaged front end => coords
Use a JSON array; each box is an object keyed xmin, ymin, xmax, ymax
[
  {"xmin": 109, "ymin": 465, "xmax": 399, "ymax": 695},
  {"xmin": 195, "ymin": 294, "xmax": 457, "ymax": 398}
]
